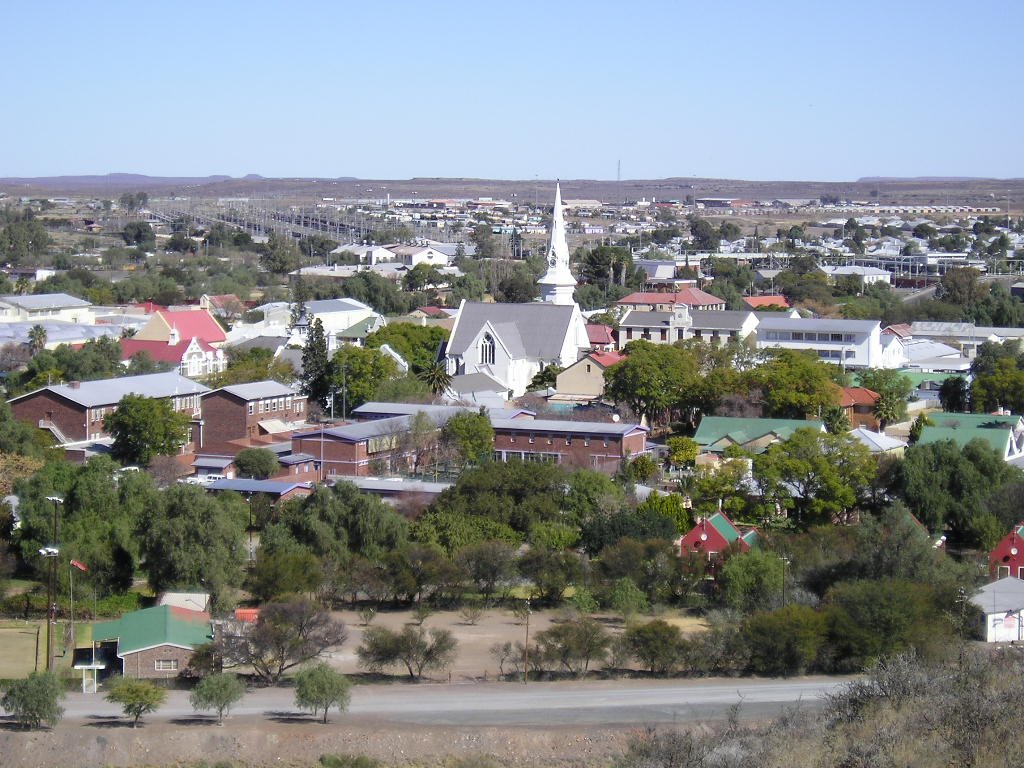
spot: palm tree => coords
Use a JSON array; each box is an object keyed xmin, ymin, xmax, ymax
[
  {"xmin": 27, "ymin": 324, "xmax": 47, "ymax": 354},
  {"xmin": 419, "ymin": 360, "xmax": 453, "ymax": 397}
]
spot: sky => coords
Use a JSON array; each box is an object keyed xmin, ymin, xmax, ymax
[{"xmin": 2, "ymin": 0, "xmax": 1022, "ymax": 181}]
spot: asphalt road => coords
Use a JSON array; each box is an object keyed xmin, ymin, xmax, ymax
[{"xmin": 61, "ymin": 677, "xmax": 851, "ymax": 727}]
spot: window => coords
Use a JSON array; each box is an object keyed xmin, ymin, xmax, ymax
[
  {"xmin": 154, "ymin": 659, "xmax": 178, "ymax": 672},
  {"xmin": 999, "ymin": 565, "xmax": 1011, "ymax": 578},
  {"xmin": 479, "ymin": 333, "xmax": 496, "ymax": 365},
  {"xmin": 586, "ymin": 364, "xmax": 591, "ymax": 373},
  {"xmin": 248, "ymin": 403, "xmax": 255, "ymax": 415},
  {"xmin": 831, "ymin": 333, "xmax": 843, "ymax": 342},
  {"xmin": 791, "ymin": 332, "xmax": 804, "ymax": 341}
]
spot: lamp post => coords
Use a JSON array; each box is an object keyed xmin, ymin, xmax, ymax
[
  {"xmin": 522, "ymin": 598, "xmax": 531, "ymax": 684},
  {"xmin": 41, "ymin": 495, "xmax": 63, "ymax": 672},
  {"xmin": 780, "ymin": 556, "xmax": 791, "ymax": 607}
]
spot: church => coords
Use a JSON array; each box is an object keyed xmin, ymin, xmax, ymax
[{"xmin": 444, "ymin": 184, "xmax": 591, "ymax": 398}]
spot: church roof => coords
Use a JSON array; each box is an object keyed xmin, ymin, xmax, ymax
[{"xmin": 448, "ymin": 302, "xmax": 577, "ymax": 360}]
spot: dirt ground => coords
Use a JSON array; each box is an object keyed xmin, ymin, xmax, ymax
[{"xmin": 0, "ymin": 716, "xmax": 637, "ymax": 768}]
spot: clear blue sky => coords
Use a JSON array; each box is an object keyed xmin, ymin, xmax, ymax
[{"xmin": 2, "ymin": 0, "xmax": 1021, "ymax": 181}]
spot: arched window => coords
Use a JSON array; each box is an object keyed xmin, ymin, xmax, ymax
[{"xmin": 479, "ymin": 333, "xmax": 495, "ymax": 365}]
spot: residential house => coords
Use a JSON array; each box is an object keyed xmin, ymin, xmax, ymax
[
  {"xmin": 693, "ymin": 416, "xmax": 825, "ymax": 456},
  {"xmin": 837, "ymin": 386, "xmax": 881, "ymax": 430},
  {"xmin": 617, "ymin": 307, "xmax": 757, "ymax": 349},
  {"xmin": 819, "ymin": 265, "xmax": 892, "ymax": 285},
  {"xmin": 120, "ymin": 336, "xmax": 227, "ymax": 378},
  {"xmin": 91, "ymin": 605, "xmax": 211, "ymax": 680},
  {"xmin": 553, "ymin": 350, "xmax": 625, "ymax": 403},
  {"xmin": 915, "ymin": 412, "xmax": 1024, "ymax": 463},
  {"xmin": 755, "ymin": 316, "xmax": 904, "ymax": 369},
  {"xmin": 289, "ymin": 298, "xmax": 382, "ymax": 353},
  {"xmin": 386, "ymin": 243, "xmax": 450, "ymax": 267},
  {"xmin": 8, "ymin": 371, "xmax": 208, "ymax": 446},
  {"xmin": 134, "ymin": 308, "xmax": 228, "ymax": 348},
  {"xmin": 616, "ymin": 289, "xmax": 726, "ymax": 312},
  {"xmin": 742, "ymin": 295, "xmax": 790, "ymax": 310},
  {"xmin": 971, "ymin": 577, "xmax": 1024, "ymax": 642},
  {"xmin": 586, "ymin": 324, "xmax": 616, "ymax": 351},
  {"xmin": 199, "ymin": 294, "xmax": 245, "ymax": 320},
  {"xmin": 677, "ymin": 511, "xmax": 760, "ymax": 561},
  {"xmin": 847, "ymin": 427, "xmax": 907, "ymax": 456},
  {"xmin": 0, "ymin": 293, "xmax": 93, "ymax": 324},
  {"xmin": 989, "ymin": 523, "xmax": 1024, "ymax": 580},
  {"xmin": 200, "ymin": 380, "xmax": 307, "ymax": 444}
]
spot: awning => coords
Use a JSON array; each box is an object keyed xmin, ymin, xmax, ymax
[{"xmin": 258, "ymin": 419, "xmax": 291, "ymax": 434}]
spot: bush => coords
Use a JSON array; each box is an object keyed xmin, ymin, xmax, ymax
[
  {"xmin": 189, "ymin": 673, "xmax": 245, "ymax": 724},
  {"xmin": 743, "ymin": 605, "xmax": 827, "ymax": 676},
  {"xmin": 625, "ymin": 619, "xmax": 685, "ymax": 676},
  {"xmin": 105, "ymin": 677, "xmax": 167, "ymax": 728},
  {"xmin": 534, "ymin": 618, "xmax": 610, "ymax": 677},
  {"xmin": 357, "ymin": 625, "xmax": 458, "ymax": 680},
  {"xmin": 1, "ymin": 671, "xmax": 64, "ymax": 729},
  {"xmin": 719, "ymin": 551, "xmax": 784, "ymax": 612}
]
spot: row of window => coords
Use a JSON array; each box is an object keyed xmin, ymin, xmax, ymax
[
  {"xmin": 247, "ymin": 397, "xmax": 304, "ymax": 415},
  {"xmin": 154, "ymin": 659, "xmax": 178, "ymax": 671},
  {"xmin": 507, "ymin": 434, "xmax": 611, "ymax": 447},
  {"xmin": 762, "ymin": 331, "xmax": 857, "ymax": 343},
  {"xmin": 493, "ymin": 450, "xmax": 609, "ymax": 468},
  {"xmin": 818, "ymin": 349, "xmax": 856, "ymax": 360}
]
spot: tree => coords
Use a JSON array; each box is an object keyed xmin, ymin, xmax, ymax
[
  {"xmin": 122, "ymin": 221, "xmax": 155, "ymax": 249},
  {"xmin": 357, "ymin": 625, "xmax": 458, "ymax": 680},
  {"xmin": 139, "ymin": 484, "xmax": 247, "ymax": 604},
  {"xmin": 606, "ymin": 577, "xmax": 649, "ymax": 622},
  {"xmin": 301, "ymin": 318, "xmax": 331, "ymax": 410},
  {"xmin": 440, "ymin": 410, "xmax": 494, "ymax": 467},
  {"xmin": 104, "ymin": 394, "xmax": 189, "ymax": 466},
  {"xmin": 455, "ymin": 539, "xmax": 517, "ymax": 597},
  {"xmin": 937, "ymin": 267, "xmax": 986, "ymax": 308},
  {"xmin": 189, "ymin": 673, "xmax": 245, "ymax": 725},
  {"xmin": 234, "ymin": 447, "xmax": 280, "ymax": 479},
  {"xmin": 27, "ymin": 324, "xmax": 47, "ymax": 354},
  {"xmin": 535, "ymin": 618, "xmax": 610, "ymax": 677},
  {"xmin": 260, "ymin": 232, "xmax": 302, "ymax": 274},
  {"xmin": 1, "ymin": 671, "xmax": 64, "ymax": 729},
  {"xmin": 744, "ymin": 605, "xmax": 827, "ymax": 676},
  {"xmin": 604, "ymin": 341, "xmax": 699, "ymax": 427},
  {"xmin": 665, "ymin": 436, "xmax": 698, "ymax": 471},
  {"xmin": 688, "ymin": 217, "xmax": 720, "ymax": 251},
  {"xmin": 857, "ymin": 369, "xmax": 912, "ymax": 429},
  {"xmin": 625, "ymin": 619, "xmax": 685, "ymax": 675},
  {"xmin": 250, "ymin": 549, "xmax": 322, "ymax": 602},
  {"xmin": 331, "ymin": 346, "xmax": 399, "ymax": 411},
  {"xmin": 753, "ymin": 429, "xmax": 876, "ymax": 526},
  {"xmin": 720, "ymin": 551, "xmax": 785, "ymax": 612},
  {"xmin": 365, "ymin": 323, "xmax": 450, "ymax": 375},
  {"xmin": 119, "ymin": 191, "xmax": 149, "ymax": 212},
  {"xmin": 106, "ymin": 678, "xmax": 166, "ymax": 728},
  {"xmin": 751, "ymin": 350, "xmax": 839, "ymax": 420},
  {"xmin": 293, "ymin": 663, "xmax": 351, "ymax": 723},
  {"xmin": 220, "ymin": 597, "xmax": 347, "ymax": 684},
  {"xmin": 469, "ymin": 223, "xmax": 500, "ymax": 259},
  {"xmin": 418, "ymin": 360, "xmax": 452, "ymax": 397}
]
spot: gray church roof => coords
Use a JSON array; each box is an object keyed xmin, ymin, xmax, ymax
[{"xmin": 448, "ymin": 302, "xmax": 576, "ymax": 360}]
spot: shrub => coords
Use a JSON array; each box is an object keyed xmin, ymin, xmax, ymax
[
  {"xmin": 0, "ymin": 671, "xmax": 64, "ymax": 729},
  {"xmin": 189, "ymin": 673, "xmax": 245, "ymax": 724},
  {"xmin": 105, "ymin": 677, "xmax": 167, "ymax": 728},
  {"xmin": 294, "ymin": 663, "xmax": 351, "ymax": 724},
  {"xmin": 743, "ymin": 605, "xmax": 827, "ymax": 676},
  {"xmin": 625, "ymin": 619, "xmax": 685, "ymax": 676}
]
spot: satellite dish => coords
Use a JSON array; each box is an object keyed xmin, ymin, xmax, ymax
[{"xmin": 611, "ymin": 413, "xmax": 620, "ymax": 423}]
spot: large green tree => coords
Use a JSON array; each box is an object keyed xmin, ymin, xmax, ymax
[
  {"xmin": 104, "ymin": 395, "xmax": 189, "ymax": 466},
  {"xmin": 857, "ymin": 369, "xmax": 912, "ymax": 428},
  {"xmin": 365, "ymin": 323, "xmax": 449, "ymax": 375},
  {"xmin": 331, "ymin": 345, "xmax": 399, "ymax": 412},
  {"xmin": 439, "ymin": 410, "xmax": 494, "ymax": 467},
  {"xmin": 750, "ymin": 350, "xmax": 839, "ymax": 419},
  {"xmin": 300, "ymin": 318, "xmax": 331, "ymax": 411}
]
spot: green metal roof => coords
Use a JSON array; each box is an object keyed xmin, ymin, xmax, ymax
[
  {"xmin": 339, "ymin": 317, "xmax": 378, "ymax": 339},
  {"xmin": 708, "ymin": 512, "xmax": 740, "ymax": 543},
  {"xmin": 93, "ymin": 605, "xmax": 211, "ymax": 656},
  {"xmin": 927, "ymin": 412, "xmax": 1019, "ymax": 429},
  {"xmin": 693, "ymin": 416, "xmax": 825, "ymax": 453},
  {"xmin": 897, "ymin": 371, "xmax": 962, "ymax": 387},
  {"xmin": 915, "ymin": 426, "xmax": 1011, "ymax": 455}
]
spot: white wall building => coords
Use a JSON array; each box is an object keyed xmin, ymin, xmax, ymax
[
  {"xmin": 755, "ymin": 316, "xmax": 905, "ymax": 369},
  {"xmin": 0, "ymin": 293, "xmax": 93, "ymax": 324}
]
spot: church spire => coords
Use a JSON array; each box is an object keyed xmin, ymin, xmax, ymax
[{"xmin": 538, "ymin": 182, "xmax": 577, "ymax": 305}]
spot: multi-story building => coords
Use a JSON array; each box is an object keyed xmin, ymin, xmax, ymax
[
  {"xmin": 8, "ymin": 371, "xmax": 208, "ymax": 446},
  {"xmin": 0, "ymin": 293, "xmax": 93, "ymax": 324},
  {"xmin": 199, "ymin": 380, "xmax": 307, "ymax": 445},
  {"xmin": 755, "ymin": 316, "xmax": 905, "ymax": 369}
]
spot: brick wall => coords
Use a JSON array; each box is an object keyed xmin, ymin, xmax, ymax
[
  {"xmin": 119, "ymin": 644, "xmax": 195, "ymax": 680},
  {"xmin": 201, "ymin": 392, "xmax": 307, "ymax": 447},
  {"xmin": 10, "ymin": 391, "xmax": 88, "ymax": 442}
]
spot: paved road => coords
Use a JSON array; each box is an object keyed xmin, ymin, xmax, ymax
[{"xmin": 62, "ymin": 677, "xmax": 850, "ymax": 727}]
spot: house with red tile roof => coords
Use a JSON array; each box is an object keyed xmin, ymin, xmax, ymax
[
  {"xmin": 586, "ymin": 323, "xmax": 616, "ymax": 351},
  {"xmin": 742, "ymin": 295, "xmax": 790, "ymax": 310},
  {"xmin": 836, "ymin": 385, "xmax": 881, "ymax": 430},
  {"xmin": 120, "ymin": 336, "xmax": 226, "ymax": 378},
  {"xmin": 552, "ymin": 350, "xmax": 626, "ymax": 403},
  {"xmin": 616, "ymin": 289, "xmax": 726, "ymax": 312},
  {"xmin": 200, "ymin": 294, "xmax": 245, "ymax": 319},
  {"xmin": 135, "ymin": 308, "xmax": 228, "ymax": 347}
]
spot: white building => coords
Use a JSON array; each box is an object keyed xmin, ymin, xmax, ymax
[
  {"xmin": 0, "ymin": 293, "xmax": 93, "ymax": 324},
  {"xmin": 755, "ymin": 316, "xmax": 905, "ymax": 369},
  {"xmin": 971, "ymin": 578, "xmax": 1024, "ymax": 643},
  {"xmin": 819, "ymin": 265, "xmax": 892, "ymax": 285},
  {"xmin": 289, "ymin": 298, "xmax": 384, "ymax": 353}
]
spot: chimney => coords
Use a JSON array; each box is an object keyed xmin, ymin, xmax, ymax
[{"xmin": 69, "ymin": 381, "xmax": 80, "ymax": 389}]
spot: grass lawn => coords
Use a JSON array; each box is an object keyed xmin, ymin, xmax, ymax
[{"xmin": 0, "ymin": 619, "xmax": 90, "ymax": 679}]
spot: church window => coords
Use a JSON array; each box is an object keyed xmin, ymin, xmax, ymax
[{"xmin": 479, "ymin": 333, "xmax": 496, "ymax": 365}]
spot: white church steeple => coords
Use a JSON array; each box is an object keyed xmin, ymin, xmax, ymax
[{"xmin": 538, "ymin": 182, "xmax": 577, "ymax": 305}]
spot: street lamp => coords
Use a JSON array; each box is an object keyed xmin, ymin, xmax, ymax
[{"xmin": 42, "ymin": 496, "xmax": 63, "ymax": 671}]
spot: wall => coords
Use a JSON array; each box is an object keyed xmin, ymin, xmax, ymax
[
  {"xmin": 10, "ymin": 391, "xmax": 88, "ymax": 442},
  {"xmin": 120, "ymin": 644, "xmax": 195, "ymax": 680}
]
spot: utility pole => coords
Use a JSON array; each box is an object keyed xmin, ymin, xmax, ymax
[{"xmin": 42, "ymin": 496, "xmax": 63, "ymax": 672}]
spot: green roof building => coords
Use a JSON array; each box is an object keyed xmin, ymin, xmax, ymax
[
  {"xmin": 693, "ymin": 416, "xmax": 825, "ymax": 455},
  {"xmin": 916, "ymin": 412, "xmax": 1024, "ymax": 460},
  {"xmin": 92, "ymin": 605, "xmax": 211, "ymax": 680}
]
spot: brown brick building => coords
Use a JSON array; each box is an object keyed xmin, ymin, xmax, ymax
[
  {"xmin": 91, "ymin": 605, "xmax": 211, "ymax": 680},
  {"xmin": 199, "ymin": 381, "xmax": 307, "ymax": 446},
  {"xmin": 8, "ymin": 372, "xmax": 208, "ymax": 446}
]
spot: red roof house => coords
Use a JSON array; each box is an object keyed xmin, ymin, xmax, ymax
[
  {"xmin": 990, "ymin": 523, "xmax": 1024, "ymax": 580},
  {"xmin": 135, "ymin": 308, "xmax": 227, "ymax": 347},
  {"xmin": 616, "ymin": 289, "xmax": 726, "ymax": 312},
  {"xmin": 743, "ymin": 295, "xmax": 790, "ymax": 310},
  {"xmin": 836, "ymin": 386, "xmax": 881, "ymax": 430},
  {"xmin": 120, "ymin": 337, "xmax": 226, "ymax": 378},
  {"xmin": 586, "ymin": 323, "xmax": 616, "ymax": 350}
]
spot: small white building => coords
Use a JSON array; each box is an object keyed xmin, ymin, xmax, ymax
[
  {"xmin": 290, "ymin": 298, "xmax": 384, "ymax": 353},
  {"xmin": 971, "ymin": 577, "xmax": 1024, "ymax": 643},
  {"xmin": 0, "ymin": 293, "xmax": 93, "ymax": 324},
  {"xmin": 819, "ymin": 265, "xmax": 892, "ymax": 286}
]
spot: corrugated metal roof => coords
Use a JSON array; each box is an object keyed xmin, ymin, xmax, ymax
[
  {"xmin": 10, "ymin": 371, "xmax": 209, "ymax": 408},
  {"xmin": 0, "ymin": 293, "xmax": 92, "ymax": 310},
  {"xmin": 93, "ymin": 605, "xmax": 210, "ymax": 655}
]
